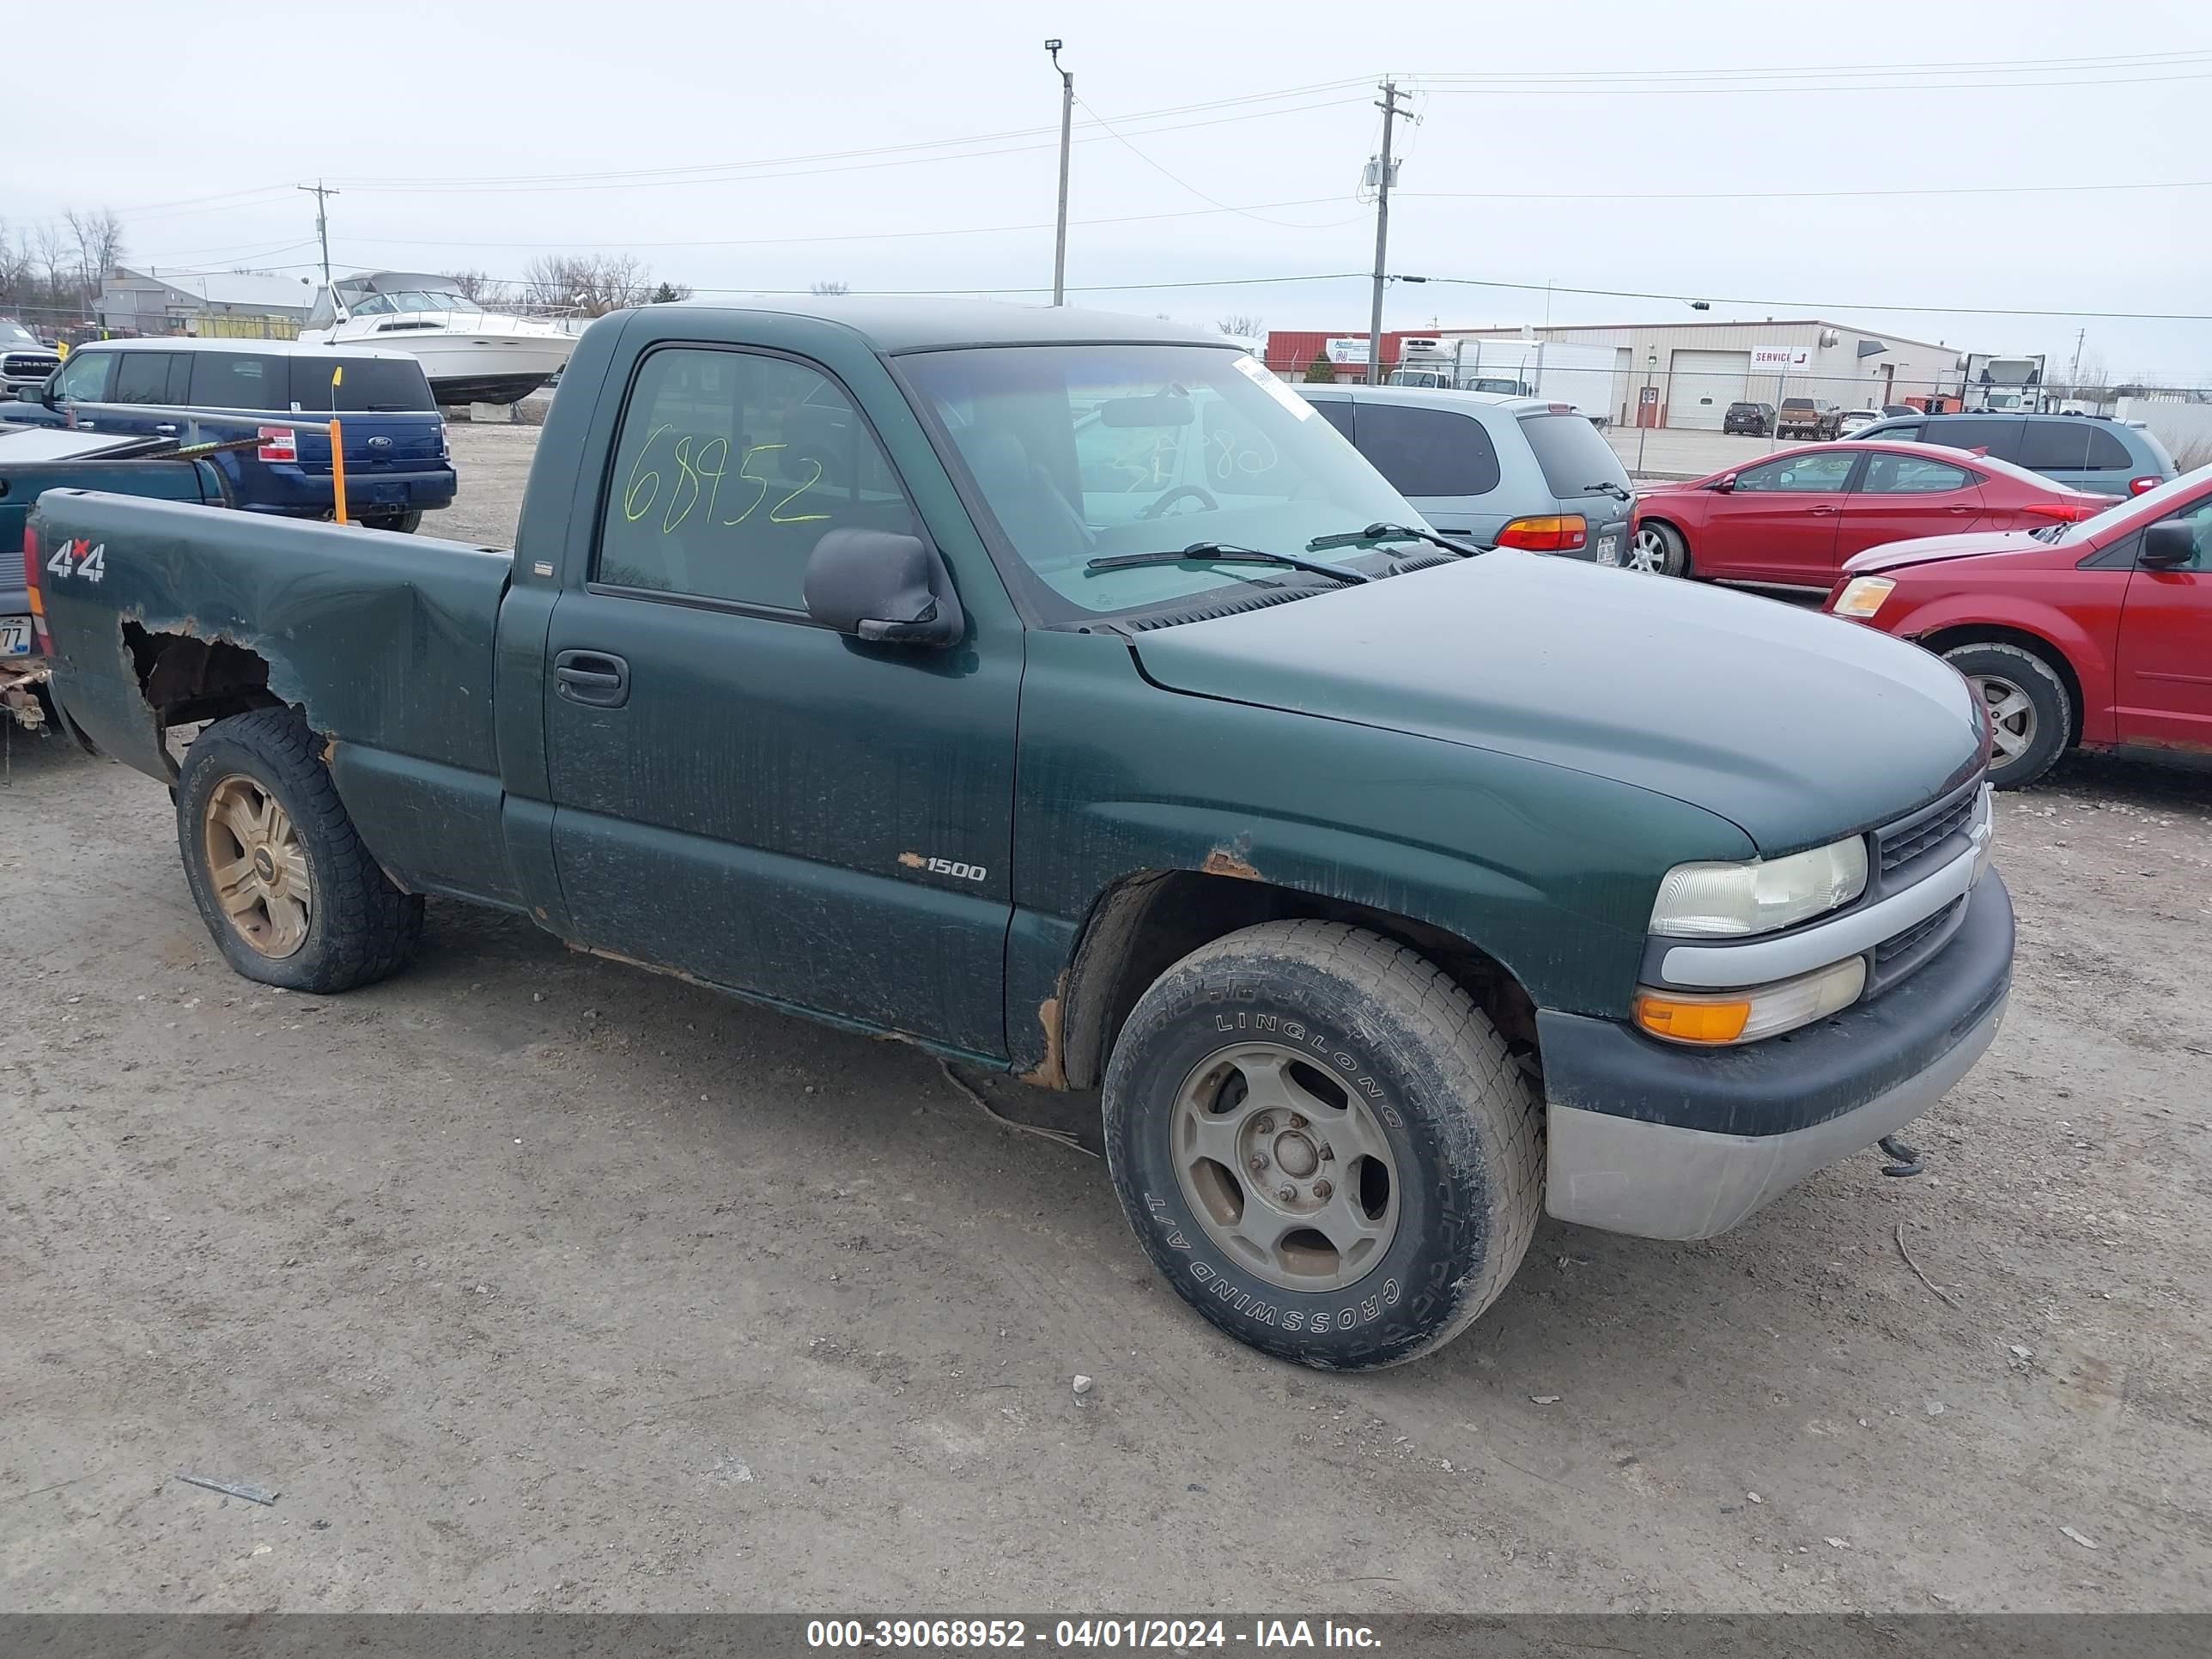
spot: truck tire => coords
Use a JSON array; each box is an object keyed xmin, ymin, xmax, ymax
[
  {"xmin": 175, "ymin": 708, "xmax": 425, "ymax": 993},
  {"xmin": 362, "ymin": 509, "xmax": 423, "ymax": 534},
  {"xmin": 1942, "ymin": 641, "xmax": 2071, "ymax": 789},
  {"xmin": 1103, "ymin": 920, "xmax": 1544, "ymax": 1370}
]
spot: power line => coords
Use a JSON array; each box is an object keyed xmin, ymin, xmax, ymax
[
  {"xmin": 1071, "ymin": 93, "xmax": 1362, "ymax": 230},
  {"xmin": 1401, "ymin": 178, "xmax": 2212, "ymax": 204},
  {"xmin": 1410, "ymin": 47, "xmax": 2212, "ymax": 84},
  {"xmin": 1416, "ymin": 68, "xmax": 2212, "ymax": 97},
  {"xmin": 1397, "ymin": 272, "xmax": 2212, "ymax": 323}
]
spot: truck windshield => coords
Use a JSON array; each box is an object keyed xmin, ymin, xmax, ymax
[
  {"xmin": 900, "ymin": 344, "xmax": 1418, "ymax": 623},
  {"xmin": 0, "ymin": 321, "xmax": 38, "ymax": 347}
]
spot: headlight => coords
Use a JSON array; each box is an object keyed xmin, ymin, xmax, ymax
[
  {"xmin": 1650, "ymin": 836, "xmax": 1869, "ymax": 938},
  {"xmin": 1832, "ymin": 575, "xmax": 1894, "ymax": 619},
  {"xmin": 1635, "ymin": 957, "xmax": 1867, "ymax": 1045}
]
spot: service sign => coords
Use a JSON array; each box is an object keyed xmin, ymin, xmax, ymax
[
  {"xmin": 1751, "ymin": 345, "xmax": 1812, "ymax": 370},
  {"xmin": 1324, "ymin": 337, "xmax": 1372, "ymax": 366}
]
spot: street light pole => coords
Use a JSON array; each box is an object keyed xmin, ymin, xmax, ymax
[
  {"xmin": 1046, "ymin": 40, "xmax": 1073, "ymax": 307},
  {"xmin": 1365, "ymin": 80, "xmax": 1413, "ymax": 386},
  {"xmin": 1635, "ymin": 349, "xmax": 1657, "ymax": 477}
]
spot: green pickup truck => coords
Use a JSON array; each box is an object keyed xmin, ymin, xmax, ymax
[{"xmin": 25, "ymin": 300, "xmax": 2012, "ymax": 1370}]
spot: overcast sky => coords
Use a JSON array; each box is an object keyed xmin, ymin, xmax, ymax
[{"xmin": 13, "ymin": 1, "xmax": 2212, "ymax": 381}]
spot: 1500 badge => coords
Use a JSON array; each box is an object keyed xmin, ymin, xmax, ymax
[{"xmin": 898, "ymin": 853, "xmax": 988, "ymax": 882}]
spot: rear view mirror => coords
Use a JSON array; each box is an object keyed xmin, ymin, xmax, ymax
[
  {"xmin": 2141, "ymin": 520, "xmax": 2197, "ymax": 568},
  {"xmin": 803, "ymin": 530, "xmax": 965, "ymax": 648},
  {"xmin": 1099, "ymin": 394, "xmax": 1195, "ymax": 428}
]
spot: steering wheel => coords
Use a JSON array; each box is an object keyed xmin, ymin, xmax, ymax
[{"xmin": 1139, "ymin": 483, "xmax": 1218, "ymax": 520}]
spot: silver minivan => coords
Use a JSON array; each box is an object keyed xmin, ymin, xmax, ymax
[{"xmin": 1297, "ymin": 386, "xmax": 1634, "ymax": 562}]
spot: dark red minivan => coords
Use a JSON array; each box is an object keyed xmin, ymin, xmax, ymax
[{"xmin": 1823, "ymin": 466, "xmax": 2212, "ymax": 788}]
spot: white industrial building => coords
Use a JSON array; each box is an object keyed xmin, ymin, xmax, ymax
[{"xmin": 1433, "ymin": 319, "xmax": 1973, "ymax": 430}]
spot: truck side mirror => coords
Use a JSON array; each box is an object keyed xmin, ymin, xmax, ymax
[
  {"xmin": 2140, "ymin": 520, "xmax": 2196, "ymax": 568},
  {"xmin": 15, "ymin": 385, "xmax": 44, "ymax": 404},
  {"xmin": 1710, "ymin": 473, "xmax": 1737, "ymax": 493},
  {"xmin": 803, "ymin": 529, "xmax": 965, "ymax": 648}
]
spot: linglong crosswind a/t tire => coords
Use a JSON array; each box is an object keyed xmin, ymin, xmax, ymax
[{"xmin": 1103, "ymin": 921, "xmax": 1544, "ymax": 1370}]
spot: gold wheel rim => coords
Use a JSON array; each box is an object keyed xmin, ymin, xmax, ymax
[{"xmin": 203, "ymin": 775, "xmax": 312, "ymax": 959}]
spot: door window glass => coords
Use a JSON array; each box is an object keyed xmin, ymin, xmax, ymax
[
  {"xmin": 112, "ymin": 353, "xmax": 183, "ymax": 404},
  {"xmin": 1307, "ymin": 399, "xmax": 1355, "ymax": 441},
  {"xmin": 52, "ymin": 350, "xmax": 114, "ymax": 403},
  {"xmin": 1732, "ymin": 452, "xmax": 1857, "ymax": 492},
  {"xmin": 1861, "ymin": 453, "xmax": 1974, "ymax": 494},
  {"xmin": 2019, "ymin": 419, "xmax": 2133, "ymax": 471},
  {"xmin": 1357, "ymin": 404, "xmax": 1501, "ymax": 496},
  {"xmin": 1921, "ymin": 417, "xmax": 2021, "ymax": 459},
  {"xmin": 186, "ymin": 352, "xmax": 288, "ymax": 410},
  {"xmin": 595, "ymin": 347, "xmax": 916, "ymax": 611}
]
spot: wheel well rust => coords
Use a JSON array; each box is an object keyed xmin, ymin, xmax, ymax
[{"xmin": 1043, "ymin": 868, "xmax": 1539, "ymax": 1092}]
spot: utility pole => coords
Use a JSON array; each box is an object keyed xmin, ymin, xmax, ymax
[
  {"xmin": 1046, "ymin": 40, "xmax": 1073, "ymax": 306},
  {"xmin": 2068, "ymin": 326, "xmax": 2086, "ymax": 390},
  {"xmin": 298, "ymin": 179, "xmax": 338, "ymax": 284},
  {"xmin": 1365, "ymin": 80, "xmax": 1413, "ymax": 386}
]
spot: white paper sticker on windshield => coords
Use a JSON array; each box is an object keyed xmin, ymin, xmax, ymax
[{"xmin": 1231, "ymin": 354, "xmax": 1316, "ymax": 420}]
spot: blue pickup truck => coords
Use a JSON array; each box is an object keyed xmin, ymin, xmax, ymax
[{"xmin": 10, "ymin": 337, "xmax": 454, "ymax": 532}]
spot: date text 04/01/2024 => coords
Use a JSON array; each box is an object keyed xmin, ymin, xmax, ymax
[{"xmin": 804, "ymin": 1620, "xmax": 1382, "ymax": 1650}]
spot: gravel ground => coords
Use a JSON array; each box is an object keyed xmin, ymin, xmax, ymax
[{"xmin": 2, "ymin": 426, "xmax": 2206, "ymax": 1613}]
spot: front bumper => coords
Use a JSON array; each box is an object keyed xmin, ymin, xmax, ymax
[{"xmin": 1540, "ymin": 867, "xmax": 2014, "ymax": 1240}]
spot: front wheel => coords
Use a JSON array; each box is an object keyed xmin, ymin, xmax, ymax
[
  {"xmin": 176, "ymin": 708, "xmax": 425, "ymax": 992},
  {"xmin": 1626, "ymin": 522, "xmax": 1688, "ymax": 576},
  {"xmin": 1942, "ymin": 641, "xmax": 2072, "ymax": 788},
  {"xmin": 1103, "ymin": 921, "xmax": 1545, "ymax": 1370}
]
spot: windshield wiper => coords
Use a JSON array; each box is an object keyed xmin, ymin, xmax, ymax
[
  {"xmin": 1085, "ymin": 542, "xmax": 1370, "ymax": 585},
  {"xmin": 1585, "ymin": 481, "xmax": 1633, "ymax": 503},
  {"xmin": 1306, "ymin": 521, "xmax": 1482, "ymax": 559}
]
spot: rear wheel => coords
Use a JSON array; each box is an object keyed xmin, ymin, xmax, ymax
[
  {"xmin": 1942, "ymin": 641, "xmax": 2072, "ymax": 788},
  {"xmin": 176, "ymin": 708, "xmax": 424, "ymax": 992},
  {"xmin": 1103, "ymin": 920, "xmax": 1545, "ymax": 1370},
  {"xmin": 361, "ymin": 509, "xmax": 423, "ymax": 534},
  {"xmin": 1627, "ymin": 521, "xmax": 1688, "ymax": 576}
]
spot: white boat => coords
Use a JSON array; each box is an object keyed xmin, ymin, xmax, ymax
[{"xmin": 298, "ymin": 272, "xmax": 575, "ymax": 405}]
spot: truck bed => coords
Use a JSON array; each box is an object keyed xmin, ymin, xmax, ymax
[{"xmin": 31, "ymin": 490, "xmax": 519, "ymax": 902}]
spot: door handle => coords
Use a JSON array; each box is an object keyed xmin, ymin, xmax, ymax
[
  {"xmin": 554, "ymin": 649, "xmax": 629, "ymax": 708},
  {"xmin": 155, "ymin": 423, "xmax": 178, "ymax": 434},
  {"xmin": 1809, "ymin": 504, "xmax": 1838, "ymax": 514},
  {"xmin": 1948, "ymin": 504, "xmax": 1973, "ymax": 514}
]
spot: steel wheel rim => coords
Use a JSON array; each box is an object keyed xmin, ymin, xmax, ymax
[
  {"xmin": 1170, "ymin": 1041, "xmax": 1401, "ymax": 1293},
  {"xmin": 1627, "ymin": 527, "xmax": 1669, "ymax": 574},
  {"xmin": 203, "ymin": 775, "xmax": 312, "ymax": 958},
  {"xmin": 1971, "ymin": 674, "xmax": 2037, "ymax": 763}
]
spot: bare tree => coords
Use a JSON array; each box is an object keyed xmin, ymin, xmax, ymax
[
  {"xmin": 444, "ymin": 268, "xmax": 505, "ymax": 305},
  {"xmin": 1217, "ymin": 313, "xmax": 1266, "ymax": 340},
  {"xmin": 64, "ymin": 208, "xmax": 125, "ymax": 306},
  {"xmin": 521, "ymin": 253, "xmax": 654, "ymax": 317},
  {"xmin": 0, "ymin": 222, "xmax": 33, "ymax": 309},
  {"xmin": 808, "ymin": 279, "xmax": 850, "ymax": 296}
]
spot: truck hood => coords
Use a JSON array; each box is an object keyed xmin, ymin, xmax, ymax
[
  {"xmin": 1843, "ymin": 529, "xmax": 2051, "ymax": 575},
  {"xmin": 1127, "ymin": 551, "xmax": 1984, "ymax": 855}
]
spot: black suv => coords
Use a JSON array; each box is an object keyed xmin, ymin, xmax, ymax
[{"xmin": 1722, "ymin": 401, "xmax": 1773, "ymax": 436}]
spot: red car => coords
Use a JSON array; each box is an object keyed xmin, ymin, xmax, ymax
[
  {"xmin": 1626, "ymin": 441, "xmax": 2116, "ymax": 588},
  {"xmin": 1822, "ymin": 467, "xmax": 2212, "ymax": 788}
]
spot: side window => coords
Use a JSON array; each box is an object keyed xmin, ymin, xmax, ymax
[
  {"xmin": 187, "ymin": 352, "xmax": 287, "ymax": 411},
  {"xmin": 53, "ymin": 350, "xmax": 115, "ymax": 403},
  {"xmin": 2083, "ymin": 426, "xmax": 2134, "ymax": 470},
  {"xmin": 1874, "ymin": 422, "xmax": 1923, "ymax": 444},
  {"xmin": 1308, "ymin": 399, "xmax": 1355, "ymax": 442},
  {"xmin": 2018, "ymin": 422, "xmax": 2096, "ymax": 471},
  {"xmin": 112, "ymin": 353, "xmax": 186, "ymax": 405},
  {"xmin": 595, "ymin": 347, "xmax": 915, "ymax": 612},
  {"xmin": 1734, "ymin": 452, "xmax": 1857, "ymax": 492},
  {"xmin": 1355, "ymin": 404, "xmax": 1502, "ymax": 497},
  {"xmin": 1861, "ymin": 453, "xmax": 1974, "ymax": 495},
  {"xmin": 1924, "ymin": 417, "xmax": 2021, "ymax": 460},
  {"xmin": 2156, "ymin": 498, "xmax": 2212, "ymax": 570}
]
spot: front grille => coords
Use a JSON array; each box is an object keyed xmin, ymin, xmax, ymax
[
  {"xmin": 1876, "ymin": 781, "xmax": 1980, "ymax": 876},
  {"xmin": 1877, "ymin": 897, "xmax": 1962, "ymax": 964},
  {"xmin": 3, "ymin": 353, "xmax": 58, "ymax": 380}
]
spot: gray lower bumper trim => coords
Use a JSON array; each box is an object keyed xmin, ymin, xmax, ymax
[{"xmin": 1544, "ymin": 990, "xmax": 2007, "ymax": 1240}]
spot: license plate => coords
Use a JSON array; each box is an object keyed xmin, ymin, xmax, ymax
[
  {"xmin": 1595, "ymin": 534, "xmax": 1620, "ymax": 567},
  {"xmin": 1, "ymin": 616, "xmax": 31, "ymax": 657}
]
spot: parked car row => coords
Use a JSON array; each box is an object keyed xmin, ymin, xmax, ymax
[{"xmin": 5, "ymin": 337, "xmax": 456, "ymax": 532}]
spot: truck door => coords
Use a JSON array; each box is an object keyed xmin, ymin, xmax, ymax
[{"xmin": 541, "ymin": 343, "xmax": 1018, "ymax": 1058}]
